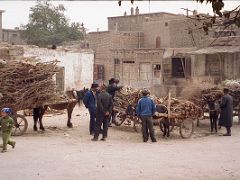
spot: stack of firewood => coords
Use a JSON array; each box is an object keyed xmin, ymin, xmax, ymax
[
  {"xmin": 155, "ymin": 97, "xmax": 202, "ymax": 119},
  {"xmin": 0, "ymin": 59, "xmax": 58, "ymax": 111},
  {"xmin": 114, "ymin": 87, "xmax": 202, "ymax": 119}
]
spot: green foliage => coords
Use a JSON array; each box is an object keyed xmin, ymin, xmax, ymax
[{"xmin": 20, "ymin": 2, "xmax": 84, "ymax": 47}]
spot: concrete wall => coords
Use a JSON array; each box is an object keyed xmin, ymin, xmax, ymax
[{"xmin": 24, "ymin": 48, "xmax": 94, "ymax": 90}]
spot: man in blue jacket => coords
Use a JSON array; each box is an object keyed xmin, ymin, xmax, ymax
[
  {"xmin": 136, "ymin": 89, "xmax": 157, "ymax": 142},
  {"xmin": 83, "ymin": 83, "xmax": 99, "ymax": 135}
]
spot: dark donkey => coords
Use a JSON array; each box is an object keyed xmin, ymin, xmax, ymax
[{"xmin": 33, "ymin": 88, "xmax": 88, "ymax": 131}]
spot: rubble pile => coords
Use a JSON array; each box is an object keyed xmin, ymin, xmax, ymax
[{"xmin": 0, "ymin": 59, "xmax": 58, "ymax": 111}]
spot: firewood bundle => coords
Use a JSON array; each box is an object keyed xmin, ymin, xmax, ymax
[
  {"xmin": 114, "ymin": 87, "xmax": 202, "ymax": 119},
  {"xmin": 224, "ymin": 81, "xmax": 240, "ymax": 107},
  {"xmin": 114, "ymin": 87, "xmax": 140, "ymax": 110},
  {"xmin": 0, "ymin": 59, "xmax": 58, "ymax": 111},
  {"xmin": 155, "ymin": 97, "xmax": 202, "ymax": 119}
]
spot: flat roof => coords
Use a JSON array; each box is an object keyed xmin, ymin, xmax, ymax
[{"xmin": 108, "ymin": 12, "xmax": 181, "ymax": 19}]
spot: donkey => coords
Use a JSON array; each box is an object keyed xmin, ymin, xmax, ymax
[
  {"xmin": 33, "ymin": 88, "xmax": 88, "ymax": 131},
  {"xmin": 156, "ymin": 104, "xmax": 169, "ymax": 137}
]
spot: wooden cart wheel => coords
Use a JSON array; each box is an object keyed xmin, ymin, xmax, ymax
[
  {"xmin": 113, "ymin": 112, "xmax": 126, "ymax": 126},
  {"xmin": 159, "ymin": 118, "xmax": 175, "ymax": 132},
  {"xmin": 179, "ymin": 119, "xmax": 194, "ymax": 139},
  {"xmin": 12, "ymin": 114, "xmax": 28, "ymax": 136},
  {"xmin": 133, "ymin": 117, "xmax": 142, "ymax": 133}
]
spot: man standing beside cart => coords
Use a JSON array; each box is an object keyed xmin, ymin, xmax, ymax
[
  {"xmin": 219, "ymin": 88, "xmax": 233, "ymax": 136},
  {"xmin": 107, "ymin": 78, "xmax": 123, "ymax": 126},
  {"xmin": 83, "ymin": 83, "xmax": 99, "ymax": 135},
  {"xmin": 92, "ymin": 85, "xmax": 113, "ymax": 141},
  {"xmin": 136, "ymin": 89, "xmax": 157, "ymax": 143}
]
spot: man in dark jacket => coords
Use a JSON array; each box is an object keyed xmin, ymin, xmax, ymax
[
  {"xmin": 83, "ymin": 83, "xmax": 99, "ymax": 135},
  {"xmin": 107, "ymin": 78, "xmax": 123, "ymax": 125},
  {"xmin": 92, "ymin": 85, "xmax": 113, "ymax": 141},
  {"xmin": 136, "ymin": 89, "xmax": 157, "ymax": 142},
  {"xmin": 219, "ymin": 88, "xmax": 233, "ymax": 136},
  {"xmin": 106, "ymin": 78, "xmax": 122, "ymax": 99}
]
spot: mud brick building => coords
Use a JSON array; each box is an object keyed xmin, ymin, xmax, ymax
[{"xmin": 89, "ymin": 8, "xmax": 240, "ymax": 97}]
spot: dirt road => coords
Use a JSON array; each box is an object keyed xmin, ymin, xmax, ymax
[{"xmin": 0, "ymin": 106, "xmax": 240, "ymax": 180}]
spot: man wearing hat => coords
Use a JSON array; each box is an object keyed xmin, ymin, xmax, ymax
[
  {"xmin": 0, "ymin": 108, "xmax": 16, "ymax": 153},
  {"xmin": 83, "ymin": 83, "xmax": 99, "ymax": 135},
  {"xmin": 92, "ymin": 84, "xmax": 113, "ymax": 141},
  {"xmin": 136, "ymin": 89, "xmax": 157, "ymax": 142},
  {"xmin": 107, "ymin": 78, "xmax": 123, "ymax": 125},
  {"xmin": 219, "ymin": 88, "xmax": 233, "ymax": 136}
]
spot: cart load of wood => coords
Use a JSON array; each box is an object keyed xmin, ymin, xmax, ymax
[
  {"xmin": 0, "ymin": 59, "xmax": 58, "ymax": 111},
  {"xmin": 155, "ymin": 97, "xmax": 202, "ymax": 119},
  {"xmin": 114, "ymin": 87, "xmax": 202, "ymax": 119}
]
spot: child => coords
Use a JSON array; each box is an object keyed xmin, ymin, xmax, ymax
[{"xmin": 0, "ymin": 108, "xmax": 16, "ymax": 153}]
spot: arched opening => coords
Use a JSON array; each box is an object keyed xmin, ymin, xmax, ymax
[{"xmin": 156, "ymin": 36, "xmax": 161, "ymax": 48}]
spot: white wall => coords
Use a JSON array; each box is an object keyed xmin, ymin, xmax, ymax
[{"xmin": 24, "ymin": 48, "xmax": 94, "ymax": 91}]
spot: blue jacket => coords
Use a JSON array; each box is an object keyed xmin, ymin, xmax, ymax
[
  {"xmin": 136, "ymin": 96, "xmax": 156, "ymax": 116},
  {"xmin": 83, "ymin": 90, "xmax": 97, "ymax": 111}
]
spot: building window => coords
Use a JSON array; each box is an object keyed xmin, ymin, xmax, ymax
[
  {"xmin": 165, "ymin": 22, "xmax": 168, "ymax": 27},
  {"xmin": 156, "ymin": 36, "xmax": 161, "ymax": 48},
  {"xmin": 153, "ymin": 64, "xmax": 161, "ymax": 78},
  {"xmin": 114, "ymin": 58, "xmax": 120, "ymax": 64},
  {"xmin": 12, "ymin": 34, "xmax": 18, "ymax": 38},
  {"xmin": 140, "ymin": 63, "xmax": 152, "ymax": 81},
  {"xmin": 123, "ymin": 60, "xmax": 135, "ymax": 64},
  {"xmin": 172, "ymin": 58, "xmax": 186, "ymax": 78}
]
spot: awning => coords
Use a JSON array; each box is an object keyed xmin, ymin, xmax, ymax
[
  {"xmin": 163, "ymin": 48, "xmax": 197, "ymax": 58},
  {"xmin": 187, "ymin": 46, "xmax": 240, "ymax": 55}
]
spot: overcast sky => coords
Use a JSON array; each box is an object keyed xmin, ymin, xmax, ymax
[{"xmin": 0, "ymin": 1, "xmax": 239, "ymax": 32}]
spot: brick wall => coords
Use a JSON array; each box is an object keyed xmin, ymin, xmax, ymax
[
  {"xmin": 108, "ymin": 13, "xmax": 180, "ymax": 32},
  {"xmin": 88, "ymin": 31, "xmax": 143, "ymax": 82}
]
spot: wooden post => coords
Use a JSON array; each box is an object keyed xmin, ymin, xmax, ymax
[{"xmin": 168, "ymin": 91, "xmax": 171, "ymax": 119}]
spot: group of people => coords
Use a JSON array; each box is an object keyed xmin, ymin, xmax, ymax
[
  {"xmin": 207, "ymin": 88, "xmax": 233, "ymax": 136},
  {"xmin": 83, "ymin": 78, "xmax": 158, "ymax": 143},
  {"xmin": 83, "ymin": 78, "xmax": 122, "ymax": 141},
  {"xmin": 0, "ymin": 82, "xmax": 234, "ymax": 153}
]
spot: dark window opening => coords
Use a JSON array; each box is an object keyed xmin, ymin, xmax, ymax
[
  {"xmin": 123, "ymin": 61, "xmax": 135, "ymax": 64},
  {"xmin": 172, "ymin": 58, "xmax": 185, "ymax": 78},
  {"xmin": 114, "ymin": 58, "xmax": 120, "ymax": 64},
  {"xmin": 156, "ymin": 36, "xmax": 161, "ymax": 48},
  {"xmin": 153, "ymin": 64, "xmax": 161, "ymax": 79},
  {"xmin": 153, "ymin": 64, "xmax": 161, "ymax": 71}
]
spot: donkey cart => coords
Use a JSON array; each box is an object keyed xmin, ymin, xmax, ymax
[{"xmin": 113, "ymin": 105, "xmax": 195, "ymax": 139}]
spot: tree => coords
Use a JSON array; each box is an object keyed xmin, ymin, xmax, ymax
[{"xmin": 21, "ymin": 2, "xmax": 84, "ymax": 47}]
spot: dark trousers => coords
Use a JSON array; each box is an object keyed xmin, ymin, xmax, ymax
[
  {"xmin": 110, "ymin": 110, "xmax": 116, "ymax": 124},
  {"xmin": 140, "ymin": 116, "xmax": 156, "ymax": 142},
  {"xmin": 94, "ymin": 114, "xmax": 110, "ymax": 139},
  {"xmin": 209, "ymin": 113, "xmax": 218, "ymax": 132},
  {"xmin": 226, "ymin": 126, "xmax": 231, "ymax": 135},
  {"xmin": 89, "ymin": 109, "xmax": 96, "ymax": 134}
]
